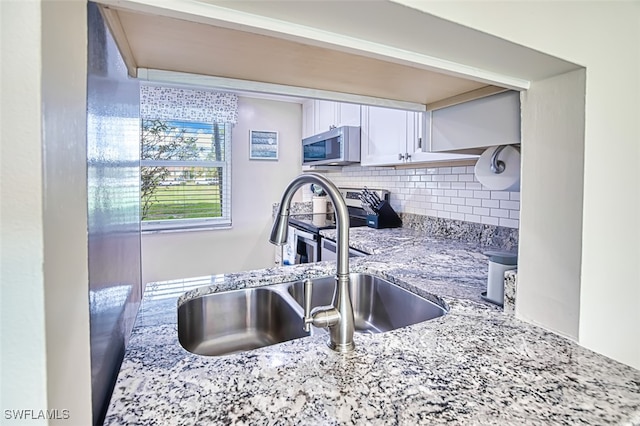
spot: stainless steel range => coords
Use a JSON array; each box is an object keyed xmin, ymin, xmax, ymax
[{"xmin": 282, "ymin": 187, "xmax": 389, "ymax": 265}]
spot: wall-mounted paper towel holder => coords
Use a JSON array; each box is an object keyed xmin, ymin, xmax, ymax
[{"xmin": 475, "ymin": 145, "xmax": 521, "ymax": 191}]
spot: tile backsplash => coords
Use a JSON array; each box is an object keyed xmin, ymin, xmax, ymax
[{"xmin": 321, "ymin": 165, "xmax": 520, "ymax": 229}]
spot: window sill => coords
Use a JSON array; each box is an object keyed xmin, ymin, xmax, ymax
[{"xmin": 142, "ymin": 224, "xmax": 233, "ymax": 235}]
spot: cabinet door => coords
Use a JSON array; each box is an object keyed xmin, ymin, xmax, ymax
[
  {"xmin": 314, "ymin": 100, "xmax": 338, "ymax": 133},
  {"xmin": 431, "ymin": 91, "xmax": 521, "ymax": 152},
  {"xmin": 411, "ymin": 111, "xmax": 479, "ymax": 163},
  {"xmin": 302, "ymin": 100, "xmax": 316, "ymax": 139},
  {"xmin": 361, "ymin": 106, "xmax": 409, "ymax": 166},
  {"xmin": 336, "ymin": 103, "xmax": 361, "ymax": 127}
]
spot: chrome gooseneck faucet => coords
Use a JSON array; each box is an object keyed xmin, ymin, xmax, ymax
[{"xmin": 269, "ymin": 173, "xmax": 355, "ymax": 352}]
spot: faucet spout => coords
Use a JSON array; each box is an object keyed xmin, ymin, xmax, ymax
[{"xmin": 270, "ymin": 173, "xmax": 355, "ymax": 352}]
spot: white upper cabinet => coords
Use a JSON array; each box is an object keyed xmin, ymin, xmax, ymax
[
  {"xmin": 302, "ymin": 100, "xmax": 361, "ymax": 138},
  {"xmin": 361, "ymin": 106, "xmax": 477, "ymax": 166},
  {"xmin": 361, "ymin": 106, "xmax": 415, "ymax": 166},
  {"xmin": 430, "ymin": 91, "xmax": 521, "ymax": 152},
  {"xmin": 302, "ymin": 100, "xmax": 316, "ymax": 139}
]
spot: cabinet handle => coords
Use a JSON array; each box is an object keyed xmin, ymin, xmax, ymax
[
  {"xmin": 405, "ymin": 152, "xmax": 411, "ymax": 161},
  {"xmin": 398, "ymin": 153, "xmax": 405, "ymax": 161}
]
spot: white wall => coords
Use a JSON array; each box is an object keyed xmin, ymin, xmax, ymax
[
  {"xmin": 1, "ymin": 0, "xmax": 93, "ymax": 424},
  {"xmin": 1, "ymin": 1, "xmax": 49, "ymax": 419},
  {"xmin": 395, "ymin": 0, "xmax": 640, "ymax": 369},
  {"xmin": 518, "ymin": 69, "xmax": 585, "ymax": 340},
  {"xmin": 41, "ymin": 2, "xmax": 93, "ymax": 424},
  {"xmin": 323, "ymin": 164, "xmax": 520, "ymax": 228},
  {"xmin": 142, "ymin": 96, "xmax": 302, "ymax": 284}
]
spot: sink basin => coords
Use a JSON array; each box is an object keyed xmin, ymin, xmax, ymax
[
  {"xmin": 287, "ymin": 273, "xmax": 447, "ymax": 333},
  {"xmin": 178, "ymin": 287, "xmax": 308, "ymax": 356},
  {"xmin": 178, "ymin": 273, "xmax": 447, "ymax": 356}
]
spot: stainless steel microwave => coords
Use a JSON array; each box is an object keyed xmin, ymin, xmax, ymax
[{"xmin": 302, "ymin": 126, "xmax": 361, "ymax": 166}]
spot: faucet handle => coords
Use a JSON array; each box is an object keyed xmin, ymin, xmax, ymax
[{"xmin": 303, "ymin": 279, "xmax": 313, "ymax": 332}]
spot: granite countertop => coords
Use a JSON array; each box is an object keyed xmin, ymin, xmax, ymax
[{"xmin": 105, "ymin": 227, "xmax": 640, "ymax": 425}]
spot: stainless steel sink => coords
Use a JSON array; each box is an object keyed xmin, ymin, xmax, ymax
[
  {"xmin": 178, "ymin": 273, "xmax": 447, "ymax": 356},
  {"xmin": 178, "ymin": 287, "xmax": 308, "ymax": 356},
  {"xmin": 287, "ymin": 273, "xmax": 447, "ymax": 334}
]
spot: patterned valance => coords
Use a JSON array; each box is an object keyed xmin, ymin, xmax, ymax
[{"xmin": 140, "ymin": 85, "xmax": 238, "ymax": 124}]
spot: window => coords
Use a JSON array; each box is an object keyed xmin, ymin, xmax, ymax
[
  {"xmin": 139, "ymin": 84, "xmax": 238, "ymax": 232},
  {"xmin": 140, "ymin": 119, "xmax": 232, "ymax": 231}
]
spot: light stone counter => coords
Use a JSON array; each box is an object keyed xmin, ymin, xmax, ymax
[{"xmin": 105, "ymin": 227, "xmax": 640, "ymax": 425}]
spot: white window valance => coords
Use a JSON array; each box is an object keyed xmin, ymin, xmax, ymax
[{"xmin": 140, "ymin": 85, "xmax": 238, "ymax": 124}]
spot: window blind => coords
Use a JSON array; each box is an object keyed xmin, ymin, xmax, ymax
[{"xmin": 140, "ymin": 119, "xmax": 232, "ymax": 231}]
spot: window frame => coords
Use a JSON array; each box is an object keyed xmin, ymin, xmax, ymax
[{"xmin": 140, "ymin": 120, "xmax": 233, "ymax": 233}]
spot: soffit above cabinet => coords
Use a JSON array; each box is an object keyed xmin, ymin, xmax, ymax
[
  {"xmin": 98, "ymin": 6, "xmax": 500, "ymax": 107},
  {"xmin": 96, "ymin": 1, "xmax": 578, "ymax": 108}
]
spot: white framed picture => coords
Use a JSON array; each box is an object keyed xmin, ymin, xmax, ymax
[{"xmin": 249, "ymin": 130, "xmax": 278, "ymax": 160}]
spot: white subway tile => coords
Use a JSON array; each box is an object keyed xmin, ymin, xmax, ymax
[
  {"xmin": 431, "ymin": 203, "xmax": 444, "ymax": 211},
  {"xmin": 466, "ymin": 182, "xmax": 482, "ymax": 190},
  {"xmin": 510, "ymin": 210, "xmax": 520, "ymax": 220},
  {"xmin": 464, "ymin": 214, "xmax": 481, "ymax": 223},
  {"xmin": 458, "ymin": 174, "xmax": 474, "ymax": 182},
  {"xmin": 409, "ymin": 175, "xmax": 422, "ymax": 182},
  {"xmin": 426, "ymin": 168, "xmax": 438, "ymax": 175},
  {"xmin": 444, "ymin": 175, "xmax": 459, "ymax": 182},
  {"xmin": 424, "ymin": 209, "xmax": 438, "ymax": 217},
  {"xmin": 500, "ymin": 200, "xmax": 521, "ymax": 210},
  {"xmin": 473, "ymin": 206, "xmax": 490, "ymax": 216},
  {"xmin": 500, "ymin": 218, "xmax": 520, "ymax": 228},
  {"xmin": 481, "ymin": 216, "xmax": 499, "ymax": 226},
  {"xmin": 458, "ymin": 190, "xmax": 473, "ymax": 198},
  {"xmin": 451, "ymin": 197, "xmax": 465, "ymax": 205},
  {"xmin": 444, "ymin": 204, "xmax": 458, "ymax": 213},
  {"xmin": 425, "ymin": 182, "xmax": 438, "ymax": 189},
  {"xmin": 415, "ymin": 181, "xmax": 426, "ymax": 189},
  {"xmin": 432, "ymin": 189, "xmax": 444, "ymax": 196},
  {"xmin": 420, "ymin": 175, "xmax": 432, "ymax": 182},
  {"xmin": 437, "ymin": 196, "xmax": 451, "ymax": 204},
  {"xmin": 473, "ymin": 190, "xmax": 491, "ymax": 199},
  {"xmin": 432, "ymin": 175, "xmax": 445, "ymax": 182},
  {"xmin": 450, "ymin": 212, "xmax": 465, "ymax": 221},
  {"xmin": 466, "ymin": 198, "xmax": 481, "ymax": 207},
  {"xmin": 415, "ymin": 168, "xmax": 427, "ymax": 175},
  {"xmin": 510, "ymin": 192, "xmax": 521, "ymax": 201},
  {"xmin": 458, "ymin": 205, "xmax": 473, "ymax": 214},
  {"xmin": 437, "ymin": 211, "xmax": 451, "ymax": 219},
  {"xmin": 452, "ymin": 166, "xmax": 467, "ymax": 174},
  {"xmin": 490, "ymin": 208, "xmax": 510, "ymax": 218},
  {"xmin": 490, "ymin": 191, "xmax": 510, "ymax": 200},
  {"xmin": 425, "ymin": 195, "xmax": 439, "ymax": 203},
  {"xmin": 438, "ymin": 167, "xmax": 452, "ymax": 175},
  {"xmin": 451, "ymin": 182, "xmax": 466, "ymax": 190},
  {"xmin": 437, "ymin": 182, "xmax": 452, "ymax": 189},
  {"xmin": 481, "ymin": 199, "xmax": 500, "ymax": 208},
  {"xmin": 444, "ymin": 189, "xmax": 458, "ymax": 197},
  {"xmin": 465, "ymin": 166, "xmax": 475, "ymax": 174}
]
